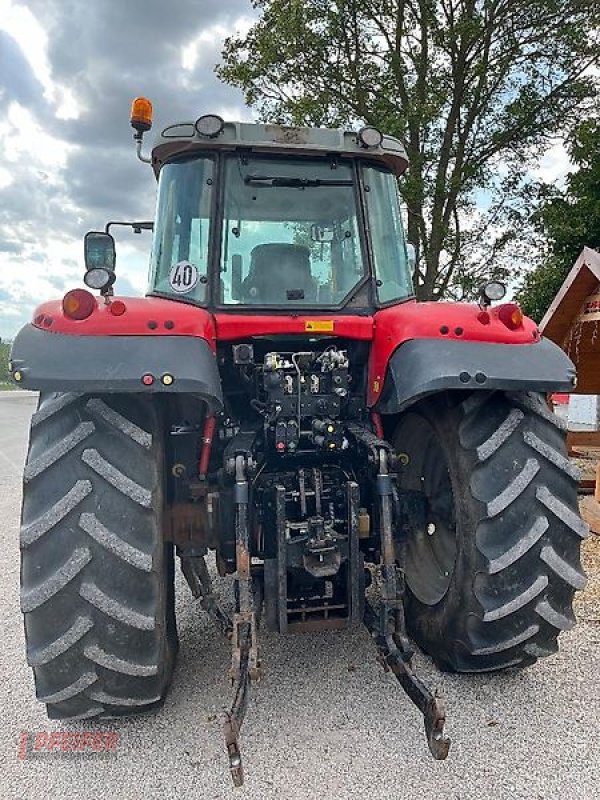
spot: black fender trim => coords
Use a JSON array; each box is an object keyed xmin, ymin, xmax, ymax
[
  {"xmin": 10, "ymin": 325, "xmax": 223, "ymax": 412},
  {"xmin": 376, "ymin": 337, "xmax": 576, "ymax": 414}
]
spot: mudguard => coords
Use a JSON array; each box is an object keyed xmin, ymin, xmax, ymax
[
  {"xmin": 10, "ymin": 324, "xmax": 223, "ymax": 412},
  {"xmin": 376, "ymin": 337, "xmax": 576, "ymax": 414}
]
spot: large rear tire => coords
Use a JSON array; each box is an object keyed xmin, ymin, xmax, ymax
[
  {"xmin": 20, "ymin": 393, "xmax": 177, "ymax": 719},
  {"xmin": 392, "ymin": 391, "xmax": 588, "ymax": 672}
]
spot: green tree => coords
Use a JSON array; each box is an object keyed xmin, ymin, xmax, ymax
[
  {"xmin": 217, "ymin": 0, "xmax": 599, "ymax": 299},
  {"xmin": 514, "ymin": 256, "xmax": 567, "ymax": 324},
  {"xmin": 0, "ymin": 341, "xmax": 11, "ymax": 385},
  {"xmin": 516, "ymin": 119, "xmax": 600, "ymax": 322}
]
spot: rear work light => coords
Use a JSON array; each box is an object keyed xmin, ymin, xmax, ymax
[
  {"xmin": 62, "ymin": 289, "xmax": 96, "ymax": 320},
  {"xmin": 497, "ymin": 303, "xmax": 524, "ymax": 330}
]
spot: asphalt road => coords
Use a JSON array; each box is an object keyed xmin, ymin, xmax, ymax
[{"xmin": 0, "ymin": 390, "xmax": 599, "ymax": 800}]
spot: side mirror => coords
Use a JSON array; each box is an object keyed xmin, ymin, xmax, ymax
[
  {"xmin": 84, "ymin": 231, "xmax": 116, "ymax": 270},
  {"xmin": 83, "ymin": 231, "xmax": 116, "ymax": 293},
  {"xmin": 231, "ymin": 254, "xmax": 243, "ymax": 301}
]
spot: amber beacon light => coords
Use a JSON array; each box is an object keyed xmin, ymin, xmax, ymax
[{"xmin": 130, "ymin": 97, "xmax": 153, "ymax": 134}]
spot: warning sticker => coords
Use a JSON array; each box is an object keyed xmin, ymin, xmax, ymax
[
  {"xmin": 169, "ymin": 261, "xmax": 199, "ymax": 294},
  {"xmin": 305, "ymin": 320, "xmax": 334, "ymax": 332}
]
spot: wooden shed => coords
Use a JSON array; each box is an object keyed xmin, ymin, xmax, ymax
[
  {"xmin": 540, "ymin": 246, "xmax": 600, "ymax": 531},
  {"xmin": 540, "ymin": 246, "xmax": 600, "ymax": 394}
]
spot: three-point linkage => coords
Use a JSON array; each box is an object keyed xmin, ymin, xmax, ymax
[
  {"xmin": 223, "ymin": 454, "xmax": 261, "ymax": 787},
  {"xmin": 351, "ymin": 432, "xmax": 451, "ymax": 761},
  {"xmin": 186, "ymin": 432, "xmax": 449, "ymax": 788}
]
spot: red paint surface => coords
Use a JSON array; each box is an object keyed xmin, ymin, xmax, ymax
[
  {"xmin": 367, "ymin": 301, "xmax": 539, "ymax": 406},
  {"xmin": 370, "ymin": 411, "xmax": 384, "ymax": 439},
  {"xmin": 30, "ymin": 294, "xmax": 540, "ymax": 410},
  {"xmin": 213, "ymin": 314, "xmax": 374, "ymax": 341},
  {"xmin": 31, "ymin": 296, "xmax": 217, "ymax": 347},
  {"xmin": 199, "ymin": 415, "xmax": 217, "ymax": 478}
]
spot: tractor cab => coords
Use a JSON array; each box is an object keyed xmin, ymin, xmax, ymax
[{"xmin": 141, "ymin": 107, "xmax": 413, "ymax": 312}]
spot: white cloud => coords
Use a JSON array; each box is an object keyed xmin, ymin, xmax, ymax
[
  {"xmin": 0, "ymin": 0, "xmax": 79, "ymax": 121},
  {"xmin": 531, "ymin": 142, "xmax": 573, "ymax": 187},
  {"xmin": 0, "ymin": 166, "xmax": 12, "ymax": 188},
  {"xmin": 2, "ymin": 101, "xmax": 72, "ymax": 168},
  {"xmin": 181, "ymin": 16, "xmax": 255, "ymax": 73},
  {"xmin": 0, "ymin": 0, "xmax": 53, "ymax": 99},
  {"xmin": 0, "ymin": 0, "xmax": 250, "ymax": 338}
]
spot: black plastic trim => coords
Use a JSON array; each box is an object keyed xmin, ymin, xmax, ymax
[
  {"xmin": 376, "ymin": 337, "xmax": 576, "ymax": 414},
  {"xmin": 10, "ymin": 325, "xmax": 223, "ymax": 412}
]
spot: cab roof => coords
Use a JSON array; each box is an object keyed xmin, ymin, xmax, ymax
[{"xmin": 150, "ymin": 119, "xmax": 409, "ymax": 178}]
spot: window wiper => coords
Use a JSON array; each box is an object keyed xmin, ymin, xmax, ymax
[{"xmin": 244, "ymin": 175, "xmax": 353, "ymax": 188}]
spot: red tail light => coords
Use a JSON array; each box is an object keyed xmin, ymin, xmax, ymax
[
  {"xmin": 62, "ymin": 289, "xmax": 96, "ymax": 320},
  {"xmin": 497, "ymin": 303, "xmax": 524, "ymax": 330},
  {"xmin": 109, "ymin": 300, "xmax": 127, "ymax": 316}
]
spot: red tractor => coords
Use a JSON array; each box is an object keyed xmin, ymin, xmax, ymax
[{"xmin": 12, "ymin": 98, "xmax": 587, "ymax": 785}]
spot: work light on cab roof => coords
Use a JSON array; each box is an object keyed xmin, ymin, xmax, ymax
[
  {"xmin": 195, "ymin": 114, "xmax": 225, "ymax": 138},
  {"xmin": 357, "ymin": 125, "xmax": 383, "ymax": 148},
  {"xmin": 479, "ymin": 280, "xmax": 507, "ymax": 307}
]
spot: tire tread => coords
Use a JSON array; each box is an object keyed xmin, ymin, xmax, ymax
[
  {"xmin": 398, "ymin": 390, "xmax": 587, "ymax": 672},
  {"xmin": 20, "ymin": 393, "xmax": 176, "ymax": 719}
]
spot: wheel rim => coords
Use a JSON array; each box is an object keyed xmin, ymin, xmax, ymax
[{"xmin": 397, "ymin": 414, "xmax": 457, "ymax": 606}]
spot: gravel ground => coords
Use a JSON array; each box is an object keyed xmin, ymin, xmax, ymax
[{"xmin": 0, "ymin": 391, "xmax": 599, "ymax": 800}]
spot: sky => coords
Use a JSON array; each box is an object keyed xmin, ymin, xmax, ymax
[
  {"xmin": 0, "ymin": 0, "xmax": 572, "ymax": 341},
  {"xmin": 0, "ymin": 0, "xmax": 256, "ymax": 340}
]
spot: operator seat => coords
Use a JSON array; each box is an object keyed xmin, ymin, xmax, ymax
[{"xmin": 241, "ymin": 243, "xmax": 317, "ymax": 303}]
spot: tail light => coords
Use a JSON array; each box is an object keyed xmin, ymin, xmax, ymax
[
  {"xmin": 497, "ymin": 303, "xmax": 524, "ymax": 330},
  {"xmin": 109, "ymin": 300, "xmax": 127, "ymax": 316},
  {"xmin": 62, "ymin": 289, "xmax": 96, "ymax": 320}
]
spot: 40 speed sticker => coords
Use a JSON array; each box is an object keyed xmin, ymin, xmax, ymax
[{"xmin": 169, "ymin": 261, "xmax": 200, "ymax": 293}]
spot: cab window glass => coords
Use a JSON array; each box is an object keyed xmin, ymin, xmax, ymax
[
  {"xmin": 148, "ymin": 157, "xmax": 214, "ymax": 302},
  {"xmin": 219, "ymin": 156, "xmax": 365, "ymax": 306},
  {"xmin": 363, "ymin": 165, "xmax": 413, "ymax": 303}
]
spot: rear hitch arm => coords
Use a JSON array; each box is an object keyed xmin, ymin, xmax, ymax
[
  {"xmin": 364, "ymin": 603, "xmax": 450, "ymax": 760},
  {"xmin": 366, "ymin": 447, "xmax": 450, "ymax": 761},
  {"xmin": 224, "ymin": 625, "xmax": 252, "ymax": 787},
  {"xmin": 224, "ymin": 454, "xmax": 261, "ymax": 787}
]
